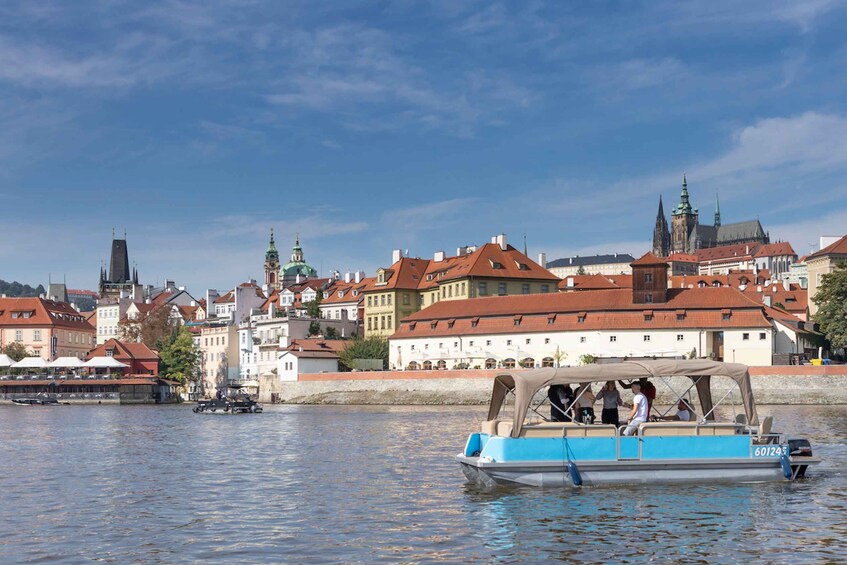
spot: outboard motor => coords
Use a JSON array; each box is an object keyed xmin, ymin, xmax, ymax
[{"xmin": 788, "ymin": 438, "xmax": 813, "ymax": 478}]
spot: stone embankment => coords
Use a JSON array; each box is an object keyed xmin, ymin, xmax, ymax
[{"xmin": 264, "ymin": 366, "xmax": 847, "ymax": 406}]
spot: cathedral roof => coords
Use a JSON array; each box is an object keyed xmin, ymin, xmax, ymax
[{"xmin": 716, "ymin": 219, "xmax": 766, "ymax": 243}]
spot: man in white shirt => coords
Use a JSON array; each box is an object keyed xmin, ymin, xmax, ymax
[
  {"xmin": 655, "ymin": 399, "xmax": 693, "ymax": 422},
  {"xmin": 624, "ymin": 382, "xmax": 649, "ymax": 436}
]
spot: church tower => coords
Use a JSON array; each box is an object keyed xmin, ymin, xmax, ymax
[
  {"xmin": 671, "ymin": 175, "xmax": 699, "ymax": 254},
  {"xmin": 714, "ymin": 192, "xmax": 721, "ymax": 228},
  {"xmin": 651, "ymin": 195, "xmax": 671, "ymax": 257},
  {"xmin": 264, "ymin": 228, "xmax": 280, "ymax": 291}
]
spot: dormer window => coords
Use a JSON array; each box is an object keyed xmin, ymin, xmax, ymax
[
  {"xmin": 513, "ymin": 315, "xmax": 522, "ymax": 326},
  {"xmin": 470, "ymin": 317, "xmax": 479, "ymax": 328},
  {"xmin": 430, "ymin": 321, "xmax": 438, "ymax": 330},
  {"xmin": 515, "ymin": 261, "xmax": 529, "ymax": 271},
  {"xmin": 721, "ymin": 309, "xmax": 732, "ymax": 321},
  {"xmin": 106, "ymin": 349, "xmax": 114, "ymax": 357},
  {"xmin": 489, "ymin": 260, "xmax": 503, "ymax": 269},
  {"xmin": 577, "ymin": 312, "xmax": 587, "ymax": 323},
  {"xmin": 643, "ymin": 310, "xmax": 653, "ymax": 322},
  {"xmin": 377, "ymin": 270, "xmax": 386, "ymax": 284}
]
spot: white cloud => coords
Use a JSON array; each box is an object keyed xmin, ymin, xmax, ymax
[{"xmin": 766, "ymin": 208, "xmax": 847, "ymax": 256}]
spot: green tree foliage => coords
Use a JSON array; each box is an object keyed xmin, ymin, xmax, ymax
[
  {"xmin": 813, "ymin": 262, "xmax": 847, "ymax": 350},
  {"xmin": 324, "ymin": 326, "xmax": 339, "ymax": 339},
  {"xmin": 305, "ymin": 291, "xmax": 322, "ymax": 319},
  {"xmin": 576, "ymin": 266, "xmax": 586, "ymax": 275},
  {"xmin": 339, "ymin": 336, "xmax": 389, "ymax": 370},
  {"xmin": 119, "ymin": 305, "xmax": 174, "ymax": 350},
  {"xmin": 308, "ymin": 320, "xmax": 322, "ymax": 336},
  {"xmin": 579, "ymin": 353, "xmax": 597, "ymax": 365},
  {"xmin": 0, "ymin": 280, "xmax": 45, "ymax": 298},
  {"xmin": 2, "ymin": 342, "xmax": 29, "ymax": 361},
  {"xmin": 158, "ymin": 326, "xmax": 200, "ymax": 384}
]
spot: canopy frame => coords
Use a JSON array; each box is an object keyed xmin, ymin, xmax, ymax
[{"xmin": 487, "ymin": 360, "xmax": 758, "ymax": 438}]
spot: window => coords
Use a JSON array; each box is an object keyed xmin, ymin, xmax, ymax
[
  {"xmin": 461, "ymin": 282, "xmax": 465, "ymax": 295},
  {"xmin": 454, "ymin": 341, "xmax": 458, "ymax": 348},
  {"xmin": 742, "ymin": 333, "xmax": 750, "ymax": 340},
  {"xmin": 367, "ymin": 317, "xmax": 372, "ymax": 331},
  {"xmin": 580, "ymin": 336, "xmax": 586, "ymax": 343},
  {"xmin": 478, "ymin": 282, "xmax": 488, "ymax": 296},
  {"xmin": 424, "ymin": 344, "xmax": 429, "ymax": 350},
  {"xmin": 486, "ymin": 340, "xmax": 491, "ymax": 346},
  {"xmin": 609, "ymin": 336, "xmax": 617, "ymax": 342},
  {"xmin": 506, "ymin": 339, "xmax": 512, "ymax": 346},
  {"xmin": 106, "ymin": 349, "xmax": 114, "ymax": 357},
  {"xmin": 525, "ymin": 338, "xmax": 531, "ymax": 345},
  {"xmin": 469, "ymin": 341, "xmax": 474, "ymax": 346},
  {"xmin": 759, "ymin": 332, "xmax": 767, "ymax": 340},
  {"xmin": 380, "ymin": 295, "xmax": 386, "ymax": 306},
  {"xmin": 15, "ymin": 330, "xmax": 22, "ymax": 341},
  {"xmin": 644, "ymin": 273, "xmax": 653, "ymax": 283},
  {"xmin": 490, "ymin": 261, "xmax": 504, "ymax": 269},
  {"xmin": 722, "ymin": 313, "xmax": 731, "ymax": 321},
  {"xmin": 498, "ymin": 282, "xmax": 507, "ymax": 295},
  {"xmin": 411, "ymin": 345, "xmax": 415, "ymax": 350},
  {"xmin": 677, "ymin": 314, "xmax": 685, "ymax": 321},
  {"xmin": 387, "ymin": 295, "xmax": 392, "ymax": 305},
  {"xmin": 521, "ymin": 283, "xmax": 530, "ymax": 294},
  {"xmin": 33, "ymin": 330, "xmax": 41, "ymax": 341},
  {"xmin": 403, "ymin": 294, "xmax": 410, "ymax": 306},
  {"xmin": 380, "ymin": 316, "xmax": 386, "ymax": 330},
  {"xmin": 644, "ymin": 313, "xmax": 653, "ymax": 321},
  {"xmin": 541, "ymin": 284, "xmax": 550, "ymax": 293},
  {"xmin": 439, "ymin": 342, "xmax": 444, "ymax": 349},
  {"xmin": 677, "ymin": 334, "xmax": 684, "ymax": 341},
  {"xmin": 448, "ymin": 286, "xmax": 452, "ymax": 298},
  {"xmin": 544, "ymin": 338, "xmax": 550, "ymax": 344},
  {"xmin": 645, "ymin": 293, "xmax": 654, "ymax": 303},
  {"xmin": 643, "ymin": 335, "xmax": 651, "ymax": 342},
  {"xmin": 387, "ymin": 315, "xmax": 392, "ymax": 329}
]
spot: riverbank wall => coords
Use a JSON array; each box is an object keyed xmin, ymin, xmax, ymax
[{"xmin": 263, "ymin": 366, "xmax": 847, "ymax": 405}]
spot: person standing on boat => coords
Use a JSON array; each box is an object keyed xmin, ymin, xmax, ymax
[
  {"xmin": 574, "ymin": 383, "xmax": 596, "ymax": 424},
  {"xmin": 548, "ymin": 385, "xmax": 574, "ymax": 422},
  {"xmin": 595, "ymin": 381, "xmax": 624, "ymax": 427},
  {"xmin": 624, "ymin": 382, "xmax": 649, "ymax": 435}
]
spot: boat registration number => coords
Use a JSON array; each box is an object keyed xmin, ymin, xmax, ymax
[{"xmin": 753, "ymin": 446, "xmax": 787, "ymax": 458}]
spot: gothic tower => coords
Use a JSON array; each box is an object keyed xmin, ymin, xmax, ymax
[
  {"xmin": 651, "ymin": 195, "xmax": 671, "ymax": 257},
  {"xmin": 670, "ymin": 175, "xmax": 699, "ymax": 254},
  {"xmin": 714, "ymin": 192, "xmax": 721, "ymax": 228},
  {"xmin": 264, "ymin": 228, "xmax": 280, "ymax": 291}
]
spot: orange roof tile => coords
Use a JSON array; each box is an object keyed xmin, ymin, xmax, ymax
[
  {"xmin": 753, "ymin": 242, "xmax": 796, "ymax": 258},
  {"xmin": 0, "ymin": 298, "xmax": 95, "ymax": 331},
  {"xmin": 807, "ymin": 234, "xmax": 847, "ymax": 260},
  {"xmin": 630, "ymin": 252, "xmax": 668, "ymax": 266}
]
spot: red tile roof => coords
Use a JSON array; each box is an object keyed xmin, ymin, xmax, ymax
[
  {"xmin": 666, "ymin": 253, "xmax": 698, "ymax": 262},
  {"xmin": 696, "ymin": 243, "xmax": 755, "ymax": 263},
  {"xmin": 558, "ymin": 274, "xmax": 623, "ymax": 290},
  {"xmin": 630, "ymin": 252, "xmax": 668, "ymax": 266},
  {"xmin": 753, "ymin": 242, "xmax": 796, "ymax": 258},
  {"xmin": 0, "ymin": 298, "xmax": 95, "ymax": 331},
  {"xmin": 807, "ymin": 234, "xmax": 847, "ymax": 260},
  {"xmin": 86, "ymin": 338, "xmax": 159, "ymax": 360}
]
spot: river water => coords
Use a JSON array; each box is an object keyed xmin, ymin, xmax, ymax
[{"xmin": 0, "ymin": 404, "xmax": 844, "ymax": 563}]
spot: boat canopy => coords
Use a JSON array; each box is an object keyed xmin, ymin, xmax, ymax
[{"xmin": 487, "ymin": 359, "xmax": 758, "ymax": 438}]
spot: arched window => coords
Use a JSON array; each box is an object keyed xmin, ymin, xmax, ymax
[
  {"xmin": 519, "ymin": 357, "xmax": 535, "ymax": 368},
  {"xmin": 422, "ymin": 360, "xmax": 433, "ymax": 370},
  {"xmin": 503, "ymin": 358, "xmax": 516, "ymax": 369},
  {"xmin": 436, "ymin": 360, "xmax": 447, "ymax": 370},
  {"xmin": 542, "ymin": 357, "xmax": 555, "ymax": 368},
  {"xmin": 485, "ymin": 358, "xmax": 497, "ymax": 369},
  {"xmin": 407, "ymin": 361, "xmax": 420, "ymax": 370}
]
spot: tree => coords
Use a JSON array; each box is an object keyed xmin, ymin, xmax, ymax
[
  {"xmin": 158, "ymin": 326, "xmax": 200, "ymax": 384},
  {"xmin": 579, "ymin": 354, "xmax": 596, "ymax": 365},
  {"xmin": 305, "ymin": 291, "xmax": 322, "ymax": 319},
  {"xmin": 2, "ymin": 342, "xmax": 29, "ymax": 361},
  {"xmin": 324, "ymin": 326, "xmax": 339, "ymax": 339},
  {"xmin": 119, "ymin": 305, "xmax": 175, "ymax": 350},
  {"xmin": 576, "ymin": 266, "xmax": 586, "ymax": 275},
  {"xmin": 339, "ymin": 336, "xmax": 389, "ymax": 370},
  {"xmin": 553, "ymin": 346, "xmax": 567, "ymax": 368},
  {"xmin": 308, "ymin": 320, "xmax": 322, "ymax": 336},
  {"xmin": 813, "ymin": 262, "xmax": 847, "ymax": 350}
]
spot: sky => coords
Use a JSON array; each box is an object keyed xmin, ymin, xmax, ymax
[{"xmin": 3, "ymin": 0, "xmax": 847, "ymax": 295}]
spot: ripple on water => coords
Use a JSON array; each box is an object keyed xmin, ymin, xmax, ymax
[{"xmin": 0, "ymin": 404, "xmax": 845, "ymax": 563}]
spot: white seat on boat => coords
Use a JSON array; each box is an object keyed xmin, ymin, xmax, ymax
[{"xmin": 754, "ymin": 416, "xmax": 774, "ymax": 444}]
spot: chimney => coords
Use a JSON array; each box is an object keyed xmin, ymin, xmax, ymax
[
  {"xmin": 491, "ymin": 236, "xmax": 497, "ymax": 244},
  {"xmin": 537, "ymin": 253, "xmax": 547, "ymax": 269},
  {"xmin": 783, "ymin": 278, "xmax": 790, "ymax": 291},
  {"xmin": 434, "ymin": 250, "xmax": 445, "ymax": 262},
  {"xmin": 456, "ymin": 246, "xmax": 466, "ymax": 256},
  {"xmin": 392, "ymin": 249, "xmax": 403, "ymax": 263},
  {"xmin": 344, "ymin": 272, "xmax": 352, "ymax": 284},
  {"xmin": 190, "ymin": 300, "xmax": 196, "ymax": 307},
  {"xmin": 178, "ymin": 286, "xmax": 185, "ymax": 291},
  {"xmin": 166, "ymin": 280, "xmax": 175, "ymax": 290},
  {"xmin": 355, "ymin": 271, "xmax": 363, "ymax": 284},
  {"xmin": 466, "ymin": 245, "xmax": 477, "ymax": 254},
  {"xmin": 495, "ymin": 234, "xmax": 507, "ymax": 251}
]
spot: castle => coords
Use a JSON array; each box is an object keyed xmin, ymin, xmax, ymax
[{"xmin": 652, "ymin": 176, "xmax": 769, "ymax": 256}]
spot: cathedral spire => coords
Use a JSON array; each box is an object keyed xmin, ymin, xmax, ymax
[
  {"xmin": 266, "ymin": 228, "xmax": 279, "ymax": 261},
  {"xmin": 714, "ymin": 192, "xmax": 721, "ymax": 228},
  {"xmin": 652, "ymin": 195, "xmax": 671, "ymax": 257}
]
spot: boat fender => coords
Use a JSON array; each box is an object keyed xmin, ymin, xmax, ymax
[
  {"xmin": 568, "ymin": 461, "xmax": 583, "ymax": 486},
  {"xmin": 780, "ymin": 452, "xmax": 793, "ymax": 480}
]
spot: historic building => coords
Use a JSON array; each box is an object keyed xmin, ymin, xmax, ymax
[
  {"xmin": 99, "ymin": 231, "xmax": 141, "ymax": 299},
  {"xmin": 263, "ymin": 229, "xmax": 281, "ymax": 291},
  {"xmin": 280, "ymin": 235, "xmax": 319, "ymax": 288},
  {"xmin": 0, "ymin": 297, "xmax": 96, "ymax": 360},
  {"xmin": 652, "ymin": 176, "xmax": 770, "ymax": 256}
]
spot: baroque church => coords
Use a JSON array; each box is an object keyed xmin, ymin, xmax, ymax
[
  {"xmin": 652, "ymin": 176, "xmax": 769, "ymax": 256},
  {"xmin": 263, "ymin": 230, "xmax": 319, "ymax": 291}
]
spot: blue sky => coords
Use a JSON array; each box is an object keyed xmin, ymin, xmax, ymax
[{"xmin": 3, "ymin": 1, "xmax": 847, "ymax": 295}]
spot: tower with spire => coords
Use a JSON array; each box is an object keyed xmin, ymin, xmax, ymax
[
  {"xmin": 651, "ymin": 195, "xmax": 671, "ymax": 257},
  {"xmin": 671, "ymin": 175, "xmax": 699, "ymax": 254},
  {"xmin": 98, "ymin": 230, "xmax": 141, "ymax": 299},
  {"xmin": 280, "ymin": 234, "xmax": 318, "ymax": 288},
  {"xmin": 714, "ymin": 193, "xmax": 721, "ymax": 228},
  {"xmin": 264, "ymin": 228, "xmax": 281, "ymax": 291}
]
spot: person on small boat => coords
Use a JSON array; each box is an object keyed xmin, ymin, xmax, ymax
[
  {"xmin": 216, "ymin": 389, "xmax": 223, "ymax": 400},
  {"xmin": 654, "ymin": 399, "xmax": 693, "ymax": 422},
  {"xmin": 548, "ymin": 385, "xmax": 573, "ymax": 422},
  {"xmin": 621, "ymin": 378, "xmax": 657, "ymax": 417},
  {"xmin": 624, "ymin": 382, "xmax": 649, "ymax": 435},
  {"xmin": 595, "ymin": 381, "xmax": 624, "ymax": 427},
  {"xmin": 574, "ymin": 383, "xmax": 596, "ymax": 424}
]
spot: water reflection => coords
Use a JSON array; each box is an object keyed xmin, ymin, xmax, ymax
[{"xmin": 0, "ymin": 404, "xmax": 844, "ymax": 562}]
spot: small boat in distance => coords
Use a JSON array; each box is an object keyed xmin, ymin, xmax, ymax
[
  {"xmin": 458, "ymin": 360, "xmax": 820, "ymax": 487},
  {"xmin": 12, "ymin": 397, "xmax": 60, "ymax": 406},
  {"xmin": 193, "ymin": 384, "xmax": 262, "ymax": 414}
]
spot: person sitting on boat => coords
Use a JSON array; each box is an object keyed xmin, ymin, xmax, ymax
[
  {"xmin": 653, "ymin": 399, "xmax": 693, "ymax": 422},
  {"xmin": 621, "ymin": 377, "xmax": 657, "ymax": 418},
  {"xmin": 574, "ymin": 383, "xmax": 596, "ymax": 424},
  {"xmin": 624, "ymin": 382, "xmax": 649, "ymax": 436},
  {"xmin": 548, "ymin": 384, "xmax": 574, "ymax": 422},
  {"xmin": 595, "ymin": 381, "xmax": 625, "ymax": 427},
  {"xmin": 216, "ymin": 389, "xmax": 223, "ymax": 400}
]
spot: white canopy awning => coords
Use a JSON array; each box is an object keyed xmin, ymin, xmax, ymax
[
  {"xmin": 0, "ymin": 354, "xmax": 13, "ymax": 367},
  {"xmin": 49, "ymin": 357, "xmax": 85, "ymax": 368},
  {"xmin": 12, "ymin": 357, "xmax": 49, "ymax": 369},
  {"xmin": 82, "ymin": 357, "xmax": 129, "ymax": 369}
]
